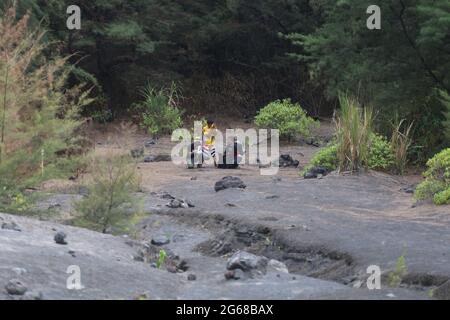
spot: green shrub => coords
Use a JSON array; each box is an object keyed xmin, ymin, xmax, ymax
[
  {"xmin": 303, "ymin": 134, "xmax": 395, "ymax": 175},
  {"xmin": 74, "ymin": 154, "xmax": 141, "ymax": 233},
  {"xmin": 368, "ymin": 134, "xmax": 395, "ymax": 171},
  {"xmin": 307, "ymin": 144, "xmax": 338, "ymax": 172},
  {"xmin": 254, "ymin": 99, "xmax": 318, "ymax": 141},
  {"xmin": 132, "ymin": 82, "xmax": 183, "ymax": 137},
  {"xmin": 414, "ymin": 148, "xmax": 450, "ymax": 205}
]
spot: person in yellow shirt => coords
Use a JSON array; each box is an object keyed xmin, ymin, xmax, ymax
[{"xmin": 203, "ymin": 119, "xmax": 216, "ymax": 165}]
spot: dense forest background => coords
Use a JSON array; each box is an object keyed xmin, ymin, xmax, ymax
[{"xmin": 1, "ymin": 0, "xmax": 449, "ymax": 161}]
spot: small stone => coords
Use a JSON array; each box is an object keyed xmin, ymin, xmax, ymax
[
  {"xmin": 166, "ymin": 199, "xmax": 182, "ymax": 208},
  {"xmin": 1, "ymin": 222, "xmax": 21, "ymax": 232},
  {"xmin": 5, "ymin": 279, "xmax": 27, "ymax": 296},
  {"xmin": 184, "ymin": 199, "xmax": 195, "ymax": 208},
  {"xmin": 224, "ymin": 270, "xmax": 235, "ymax": 280},
  {"xmin": 143, "ymin": 156, "xmax": 155, "ymax": 163},
  {"xmin": 303, "ymin": 171, "xmax": 317, "ymax": 179},
  {"xmin": 160, "ymin": 192, "xmax": 175, "ymax": 200},
  {"xmin": 226, "ymin": 251, "xmax": 268, "ymax": 273},
  {"xmin": 54, "ymin": 231, "xmax": 67, "ymax": 245},
  {"xmin": 177, "ymin": 260, "xmax": 189, "ymax": 272},
  {"xmin": 68, "ymin": 250, "xmax": 76, "ymax": 257},
  {"xmin": 190, "ymin": 176, "xmax": 197, "ymax": 181},
  {"xmin": 265, "ymin": 195, "xmax": 279, "ymax": 199},
  {"xmin": 145, "ymin": 139, "xmax": 156, "ymax": 147},
  {"xmin": 151, "ymin": 235, "xmax": 170, "ymax": 246},
  {"xmin": 167, "ymin": 265, "xmax": 177, "ymax": 273},
  {"xmin": 187, "ymin": 274, "xmax": 197, "ymax": 281}
]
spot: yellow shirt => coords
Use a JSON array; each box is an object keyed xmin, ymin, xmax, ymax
[{"xmin": 203, "ymin": 124, "xmax": 216, "ymax": 146}]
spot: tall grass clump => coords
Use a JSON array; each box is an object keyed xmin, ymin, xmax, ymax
[
  {"xmin": 0, "ymin": 7, "xmax": 91, "ymax": 210},
  {"xmin": 390, "ymin": 119, "xmax": 413, "ymax": 174},
  {"xmin": 335, "ymin": 94, "xmax": 373, "ymax": 172}
]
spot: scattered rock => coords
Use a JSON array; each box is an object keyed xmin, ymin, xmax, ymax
[
  {"xmin": 151, "ymin": 235, "xmax": 170, "ymax": 246},
  {"xmin": 5, "ymin": 279, "xmax": 27, "ymax": 296},
  {"xmin": 166, "ymin": 197, "xmax": 194, "ymax": 209},
  {"xmin": 265, "ymin": 194, "xmax": 279, "ymax": 199},
  {"xmin": 21, "ymin": 291, "xmax": 43, "ymax": 300},
  {"xmin": 401, "ymin": 185, "xmax": 416, "ymax": 194},
  {"xmin": 130, "ymin": 148, "xmax": 144, "ymax": 159},
  {"xmin": 1, "ymin": 222, "xmax": 22, "ymax": 232},
  {"xmin": 267, "ymin": 259, "xmax": 289, "ymax": 274},
  {"xmin": 434, "ymin": 280, "xmax": 450, "ymax": 300},
  {"xmin": 12, "ymin": 268, "xmax": 27, "ymax": 276},
  {"xmin": 68, "ymin": 250, "xmax": 76, "ymax": 258},
  {"xmin": 160, "ymin": 192, "xmax": 175, "ymax": 200},
  {"xmin": 177, "ymin": 260, "xmax": 189, "ymax": 272},
  {"xmin": 166, "ymin": 199, "xmax": 182, "ymax": 208},
  {"xmin": 143, "ymin": 156, "xmax": 155, "ymax": 163},
  {"xmin": 225, "ymin": 203, "xmax": 237, "ymax": 207},
  {"xmin": 54, "ymin": 231, "xmax": 68, "ymax": 245},
  {"xmin": 278, "ymin": 154, "xmax": 299, "ymax": 168},
  {"xmin": 303, "ymin": 166, "xmax": 330, "ymax": 179},
  {"xmin": 214, "ymin": 176, "xmax": 246, "ymax": 192},
  {"xmin": 190, "ymin": 176, "xmax": 197, "ymax": 181},
  {"xmin": 224, "ymin": 270, "xmax": 235, "ymax": 280},
  {"xmin": 143, "ymin": 154, "xmax": 171, "ymax": 162},
  {"xmin": 166, "ymin": 265, "xmax": 178, "ymax": 273},
  {"xmin": 144, "ymin": 139, "xmax": 156, "ymax": 147},
  {"xmin": 48, "ymin": 202, "xmax": 62, "ymax": 210},
  {"xmin": 187, "ymin": 274, "xmax": 197, "ymax": 281},
  {"xmin": 226, "ymin": 251, "xmax": 268, "ymax": 276}
]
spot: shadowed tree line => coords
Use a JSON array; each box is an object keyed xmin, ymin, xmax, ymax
[{"xmin": 0, "ymin": 0, "xmax": 449, "ymax": 160}]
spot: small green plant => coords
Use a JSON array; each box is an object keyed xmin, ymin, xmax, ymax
[
  {"xmin": 335, "ymin": 94, "xmax": 373, "ymax": 172},
  {"xmin": 254, "ymin": 99, "xmax": 318, "ymax": 141},
  {"xmin": 132, "ymin": 82, "xmax": 183, "ymax": 137},
  {"xmin": 156, "ymin": 249, "xmax": 167, "ymax": 269},
  {"xmin": 388, "ymin": 255, "xmax": 408, "ymax": 288},
  {"xmin": 415, "ymin": 148, "xmax": 450, "ymax": 205},
  {"xmin": 368, "ymin": 133, "xmax": 395, "ymax": 171},
  {"xmin": 74, "ymin": 154, "xmax": 141, "ymax": 233}
]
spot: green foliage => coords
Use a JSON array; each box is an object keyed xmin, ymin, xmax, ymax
[
  {"xmin": 415, "ymin": 148, "xmax": 450, "ymax": 205},
  {"xmin": 287, "ymin": 0, "xmax": 450, "ymax": 161},
  {"xmin": 335, "ymin": 94, "xmax": 373, "ymax": 172},
  {"xmin": 74, "ymin": 154, "xmax": 141, "ymax": 233},
  {"xmin": 254, "ymin": 99, "xmax": 318, "ymax": 141},
  {"xmin": 0, "ymin": 8, "xmax": 89, "ymax": 196},
  {"xmin": 368, "ymin": 134, "xmax": 395, "ymax": 171},
  {"xmin": 132, "ymin": 83, "xmax": 183, "ymax": 137},
  {"xmin": 307, "ymin": 144, "xmax": 338, "ymax": 172},
  {"xmin": 156, "ymin": 249, "xmax": 167, "ymax": 269},
  {"xmin": 388, "ymin": 255, "xmax": 408, "ymax": 288}
]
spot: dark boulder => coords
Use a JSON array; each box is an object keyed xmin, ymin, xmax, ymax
[
  {"xmin": 279, "ymin": 154, "xmax": 299, "ymax": 168},
  {"xmin": 5, "ymin": 279, "xmax": 27, "ymax": 296},
  {"xmin": 303, "ymin": 166, "xmax": 330, "ymax": 179},
  {"xmin": 214, "ymin": 176, "xmax": 246, "ymax": 192},
  {"xmin": 226, "ymin": 251, "xmax": 268, "ymax": 275},
  {"xmin": 54, "ymin": 231, "xmax": 68, "ymax": 245}
]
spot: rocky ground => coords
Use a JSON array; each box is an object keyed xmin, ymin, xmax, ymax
[{"xmin": 1, "ymin": 121, "xmax": 449, "ymax": 300}]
